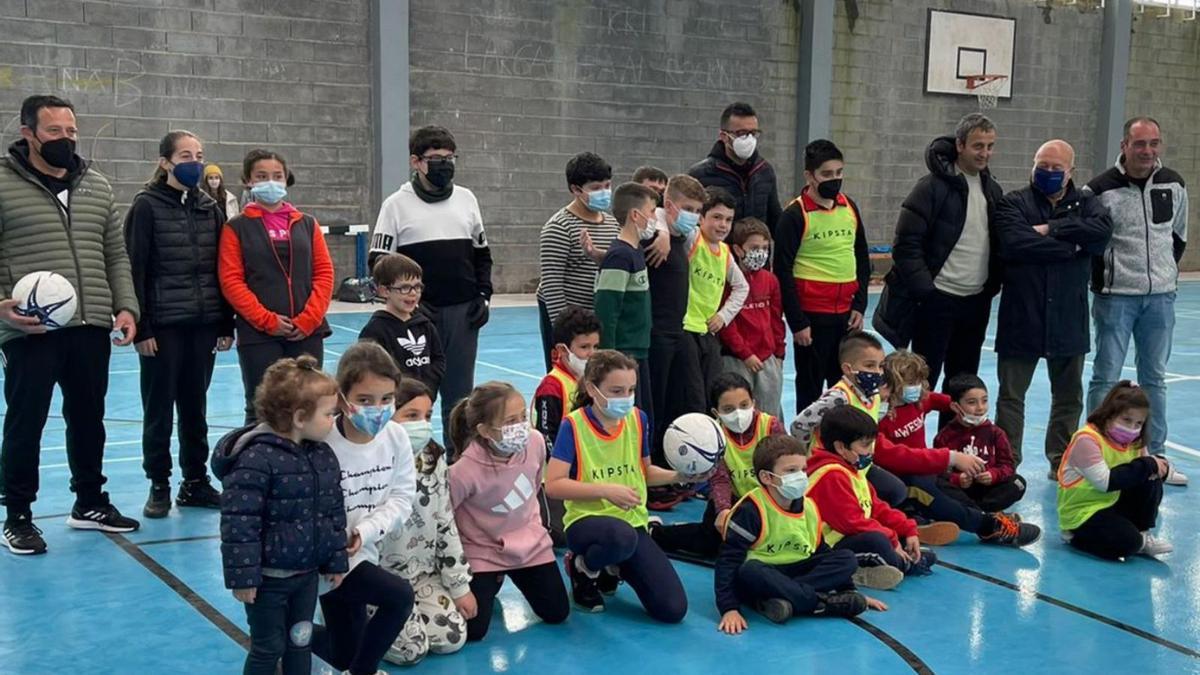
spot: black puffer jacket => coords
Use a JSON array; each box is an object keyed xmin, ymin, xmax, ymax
[
  {"xmin": 888, "ymin": 136, "xmax": 1005, "ymax": 299},
  {"xmin": 994, "ymin": 182, "xmax": 1113, "ymax": 358},
  {"xmin": 688, "ymin": 141, "xmax": 782, "ymax": 235},
  {"xmin": 123, "ymin": 181, "xmax": 233, "ymax": 341},
  {"xmin": 212, "ymin": 424, "xmax": 349, "ymax": 589}
]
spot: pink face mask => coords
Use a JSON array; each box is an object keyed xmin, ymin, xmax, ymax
[{"xmin": 1108, "ymin": 423, "xmax": 1140, "ymax": 446}]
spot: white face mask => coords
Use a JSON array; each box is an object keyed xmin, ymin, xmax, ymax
[
  {"xmin": 565, "ymin": 350, "xmax": 588, "ymax": 378},
  {"xmin": 961, "ymin": 413, "xmax": 988, "ymax": 426},
  {"xmin": 732, "ymin": 134, "xmax": 757, "ymax": 160},
  {"xmin": 637, "ymin": 211, "xmax": 658, "ymax": 241},
  {"xmin": 719, "ymin": 407, "xmax": 755, "ymax": 434}
]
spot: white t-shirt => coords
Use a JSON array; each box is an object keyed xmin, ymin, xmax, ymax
[
  {"xmin": 935, "ymin": 170, "xmax": 991, "ymax": 297},
  {"xmin": 324, "ymin": 419, "xmax": 416, "ymax": 572}
]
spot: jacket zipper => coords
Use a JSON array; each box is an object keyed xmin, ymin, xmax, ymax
[
  {"xmin": 1142, "ymin": 173, "xmax": 1154, "ymax": 294},
  {"xmin": 184, "ymin": 193, "xmax": 203, "ymax": 316},
  {"xmin": 10, "ymin": 161, "xmax": 91, "ymax": 324}
]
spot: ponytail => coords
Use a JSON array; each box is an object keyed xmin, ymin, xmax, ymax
[
  {"xmin": 571, "ymin": 349, "xmax": 637, "ymax": 410},
  {"xmin": 447, "ymin": 381, "xmax": 519, "ymax": 454}
]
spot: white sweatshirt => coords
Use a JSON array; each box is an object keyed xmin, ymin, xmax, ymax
[{"xmin": 325, "ymin": 418, "xmax": 416, "ymax": 572}]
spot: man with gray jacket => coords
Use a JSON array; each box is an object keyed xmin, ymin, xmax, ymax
[
  {"xmin": 1085, "ymin": 117, "xmax": 1188, "ymax": 486},
  {"xmin": 0, "ymin": 95, "xmax": 141, "ymax": 556}
]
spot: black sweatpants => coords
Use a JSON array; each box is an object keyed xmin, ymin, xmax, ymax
[
  {"xmin": 537, "ymin": 297, "xmax": 554, "ymax": 373},
  {"xmin": 834, "ymin": 531, "xmax": 907, "ymax": 570},
  {"xmin": 236, "ymin": 335, "xmax": 324, "ymax": 424},
  {"xmin": 566, "ymin": 515, "xmax": 688, "ymax": 623},
  {"xmin": 735, "ymin": 548, "xmax": 857, "ymax": 615},
  {"xmin": 648, "ymin": 330, "xmax": 689, "ymax": 466},
  {"xmin": 680, "ymin": 330, "xmax": 723, "ymax": 414},
  {"xmin": 430, "ymin": 300, "xmax": 481, "ymax": 451},
  {"xmin": 651, "ymin": 499, "xmax": 722, "ymax": 561},
  {"xmin": 1068, "ymin": 479, "xmax": 1163, "ymax": 560},
  {"xmin": 243, "ymin": 572, "xmax": 319, "ymax": 675},
  {"xmin": 312, "ymin": 561, "xmax": 414, "ymax": 675},
  {"xmin": 139, "ymin": 325, "xmax": 219, "ymax": 483},
  {"xmin": 937, "ymin": 474, "xmax": 1027, "ymax": 514},
  {"xmin": 466, "ymin": 560, "xmax": 569, "ymax": 641},
  {"xmin": 0, "ymin": 326, "xmax": 112, "ymax": 515},
  {"xmin": 868, "ymin": 465, "xmax": 907, "ymax": 508},
  {"xmin": 911, "ymin": 290, "xmax": 992, "ymax": 391},
  {"xmin": 902, "ymin": 473, "xmax": 989, "ymax": 534},
  {"xmin": 793, "ymin": 311, "xmax": 849, "ymax": 414}
]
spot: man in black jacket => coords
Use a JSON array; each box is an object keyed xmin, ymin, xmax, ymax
[
  {"xmin": 688, "ymin": 102, "xmax": 782, "ymax": 235},
  {"xmin": 992, "ymin": 140, "xmax": 1113, "ymax": 475},
  {"xmin": 879, "ymin": 114, "xmax": 1003, "ymax": 390}
]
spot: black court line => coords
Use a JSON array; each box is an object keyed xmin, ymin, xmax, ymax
[
  {"xmin": 937, "ymin": 560, "xmax": 1200, "ymax": 659},
  {"xmin": 136, "ymin": 534, "xmax": 222, "ymax": 547},
  {"xmin": 105, "ymin": 532, "xmax": 250, "ymax": 650},
  {"xmin": 850, "ymin": 617, "xmax": 935, "ymax": 674},
  {"xmin": 665, "ymin": 553, "xmax": 933, "ymax": 674},
  {"xmin": 32, "ymin": 512, "xmax": 70, "ymax": 521}
]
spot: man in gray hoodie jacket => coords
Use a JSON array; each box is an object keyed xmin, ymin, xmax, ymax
[{"xmin": 1085, "ymin": 117, "xmax": 1189, "ymax": 487}]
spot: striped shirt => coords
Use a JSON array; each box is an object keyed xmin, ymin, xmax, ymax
[
  {"xmin": 594, "ymin": 239, "xmax": 651, "ymax": 359},
  {"xmin": 537, "ymin": 206, "xmax": 620, "ymax": 322}
]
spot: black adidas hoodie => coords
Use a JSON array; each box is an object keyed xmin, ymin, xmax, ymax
[{"xmin": 359, "ymin": 306, "xmax": 446, "ymax": 397}]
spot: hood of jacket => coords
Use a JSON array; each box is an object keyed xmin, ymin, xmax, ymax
[
  {"xmin": 211, "ymin": 423, "xmax": 295, "ymax": 479},
  {"xmin": 807, "ymin": 447, "xmax": 859, "ymax": 475},
  {"xmin": 6, "ymin": 138, "xmax": 87, "ymax": 187},
  {"xmin": 925, "ymin": 136, "xmax": 959, "ymax": 179}
]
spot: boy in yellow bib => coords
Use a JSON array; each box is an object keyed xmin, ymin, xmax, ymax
[
  {"xmin": 1058, "ymin": 381, "xmax": 1172, "ymax": 560},
  {"xmin": 716, "ymin": 434, "xmax": 886, "ymax": 634}
]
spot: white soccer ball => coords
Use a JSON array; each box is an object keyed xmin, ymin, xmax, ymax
[
  {"xmin": 663, "ymin": 413, "xmax": 726, "ymax": 476},
  {"xmin": 12, "ymin": 271, "xmax": 77, "ymax": 329}
]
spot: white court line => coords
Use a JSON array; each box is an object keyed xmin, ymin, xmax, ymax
[
  {"xmin": 329, "ymin": 323, "xmax": 359, "ymax": 334},
  {"xmin": 42, "ymin": 455, "xmax": 142, "ymax": 470},
  {"xmin": 475, "ymin": 360, "xmax": 542, "ymax": 381},
  {"xmin": 1164, "ymin": 441, "xmax": 1200, "ymax": 462},
  {"xmin": 108, "ymin": 364, "xmax": 240, "ymax": 376}
]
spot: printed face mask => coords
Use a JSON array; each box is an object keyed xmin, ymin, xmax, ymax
[
  {"xmin": 348, "ymin": 402, "xmax": 395, "ymax": 438},
  {"xmin": 853, "ymin": 370, "xmax": 885, "ymax": 397},
  {"xmin": 492, "ymin": 421, "xmax": 530, "ymax": 456},
  {"xmin": 742, "ymin": 248, "xmax": 769, "ymax": 271}
]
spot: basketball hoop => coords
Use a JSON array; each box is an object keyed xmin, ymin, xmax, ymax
[{"xmin": 965, "ymin": 74, "xmax": 1008, "ymax": 110}]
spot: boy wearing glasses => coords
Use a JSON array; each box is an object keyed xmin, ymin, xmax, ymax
[
  {"xmin": 687, "ymin": 101, "xmax": 782, "ymax": 236},
  {"xmin": 360, "ymin": 253, "xmax": 446, "ymax": 399}
]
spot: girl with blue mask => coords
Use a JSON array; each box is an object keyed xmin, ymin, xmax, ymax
[
  {"xmin": 317, "ymin": 341, "xmax": 418, "ymax": 675},
  {"xmin": 544, "ymin": 350, "xmax": 703, "ymax": 618}
]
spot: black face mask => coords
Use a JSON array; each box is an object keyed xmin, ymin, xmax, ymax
[
  {"xmin": 817, "ymin": 178, "xmax": 843, "ymax": 200},
  {"xmin": 424, "ymin": 158, "xmax": 455, "ymax": 189},
  {"xmin": 36, "ymin": 136, "xmax": 77, "ymax": 170}
]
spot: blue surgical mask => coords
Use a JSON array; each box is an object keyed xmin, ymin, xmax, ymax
[
  {"xmin": 597, "ymin": 390, "xmax": 635, "ymax": 419},
  {"xmin": 401, "ymin": 420, "xmax": 433, "ymax": 452},
  {"xmin": 348, "ymin": 402, "xmax": 395, "ymax": 438},
  {"xmin": 854, "ymin": 371, "xmax": 885, "ymax": 397},
  {"xmin": 902, "ymin": 385, "xmax": 923, "ymax": 404},
  {"xmin": 171, "ymin": 161, "xmax": 205, "ymax": 189},
  {"xmin": 772, "ymin": 470, "xmax": 809, "ymax": 501},
  {"xmin": 673, "ymin": 209, "xmax": 699, "ymax": 236},
  {"xmin": 251, "ymin": 180, "xmax": 287, "ymax": 205},
  {"xmin": 1032, "ymin": 167, "xmax": 1066, "ymax": 196},
  {"xmin": 586, "ymin": 188, "xmax": 612, "ymax": 212}
]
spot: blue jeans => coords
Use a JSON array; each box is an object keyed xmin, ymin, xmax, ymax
[{"xmin": 1087, "ymin": 293, "xmax": 1175, "ymax": 454}]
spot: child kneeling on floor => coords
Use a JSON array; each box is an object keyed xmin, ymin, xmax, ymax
[
  {"xmin": 716, "ymin": 434, "xmax": 886, "ymax": 635},
  {"xmin": 380, "ymin": 379, "xmax": 474, "ymax": 665},
  {"xmin": 1058, "ymin": 381, "xmax": 1173, "ymax": 560},
  {"xmin": 545, "ymin": 349, "xmax": 706, "ymax": 619},
  {"xmin": 449, "ymin": 381, "xmax": 569, "ymax": 640},
  {"xmin": 213, "ymin": 355, "xmax": 348, "ymax": 675}
]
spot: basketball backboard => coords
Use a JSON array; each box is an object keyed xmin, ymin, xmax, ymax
[{"xmin": 924, "ymin": 9, "xmax": 1016, "ymax": 99}]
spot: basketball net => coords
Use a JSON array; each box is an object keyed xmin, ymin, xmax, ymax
[{"xmin": 966, "ymin": 75, "xmax": 1007, "ymax": 110}]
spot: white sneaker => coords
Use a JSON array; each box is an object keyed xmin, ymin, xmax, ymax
[
  {"xmin": 1138, "ymin": 533, "xmax": 1173, "ymax": 557},
  {"xmin": 1164, "ymin": 467, "xmax": 1188, "ymax": 486}
]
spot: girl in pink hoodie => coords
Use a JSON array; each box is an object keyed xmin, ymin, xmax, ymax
[{"xmin": 447, "ymin": 381, "xmax": 569, "ymax": 641}]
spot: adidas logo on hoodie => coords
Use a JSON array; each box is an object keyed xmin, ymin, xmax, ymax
[{"xmin": 397, "ymin": 330, "xmax": 430, "ymax": 368}]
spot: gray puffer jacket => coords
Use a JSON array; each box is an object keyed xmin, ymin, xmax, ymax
[
  {"xmin": 1085, "ymin": 157, "xmax": 1188, "ymax": 296},
  {"xmin": 0, "ymin": 140, "xmax": 139, "ymax": 344}
]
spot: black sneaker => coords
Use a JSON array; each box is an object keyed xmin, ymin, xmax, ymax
[
  {"xmin": 143, "ymin": 483, "xmax": 171, "ymax": 519},
  {"xmin": 756, "ymin": 598, "xmax": 793, "ymax": 624},
  {"xmin": 564, "ymin": 552, "xmax": 605, "ymax": 612},
  {"xmin": 980, "ymin": 513, "xmax": 1041, "ymax": 547},
  {"xmin": 905, "ymin": 548, "xmax": 937, "ymax": 576},
  {"xmin": 3, "ymin": 514, "xmax": 47, "ymax": 555},
  {"xmin": 66, "ymin": 503, "xmax": 140, "ymax": 533},
  {"xmin": 814, "ymin": 591, "xmax": 868, "ymax": 618},
  {"xmin": 596, "ymin": 565, "xmax": 620, "ymax": 596},
  {"xmin": 176, "ymin": 477, "xmax": 221, "ymax": 509}
]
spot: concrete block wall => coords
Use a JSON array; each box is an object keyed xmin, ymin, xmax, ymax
[
  {"xmin": 1126, "ymin": 10, "xmax": 1200, "ymax": 271},
  {"xmin": 0, "ymin": 0, "xmax": 371, "ymax": 280},
  {"xmin": 407, "ymin": 0, "xmax": 801, "ymax": 292},
  {"xmin": 830, "ymin": 0, "xmax": 1104, "ymax": 250}
]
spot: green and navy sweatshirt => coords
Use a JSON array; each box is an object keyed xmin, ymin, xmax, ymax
[{"xmin": 594, "ymin": 238, "xmax": 651, "ymax": 360}]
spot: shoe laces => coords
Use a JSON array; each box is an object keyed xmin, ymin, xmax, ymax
[
  {"xmin": 993, "ymin": 513, "xmax": 1020, "ymax": 540},
  {"xmin": 7, "ymin": 517, "xmax": 42, "ymax": 537}
]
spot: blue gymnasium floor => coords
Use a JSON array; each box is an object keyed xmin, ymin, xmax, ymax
[{"xmin": 1, "ymin": 289, "xmax": 1199, "ymax": 675}]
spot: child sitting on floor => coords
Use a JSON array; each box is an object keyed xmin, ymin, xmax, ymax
[
  {"xmin": 933, "ymin": 374, "xmax": 1026, "ymax": 513},
  {"xmin": 878, "ymin": 350, "xmax": 953, "ymax": 449}
]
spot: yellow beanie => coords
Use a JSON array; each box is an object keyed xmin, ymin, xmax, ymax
[{"xmin": 203, "ymin": 164, "xmax": 224, "ymax": 179}]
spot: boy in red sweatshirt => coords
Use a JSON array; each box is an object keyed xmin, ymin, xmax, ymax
[
  {"xmin": 933, "ymin": 374, "xmax": 1026, "ymax": 512},
  {"xmin": 879, "ymin": 350, "xmax": 954, "ymax": 449},
  {"xmin": 806, "ymin": 406, "xmax": 935, "ymax": 584},
  {"xmin": 719, "ymin": 218, "xmax": 787, "ymax": 419}
]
